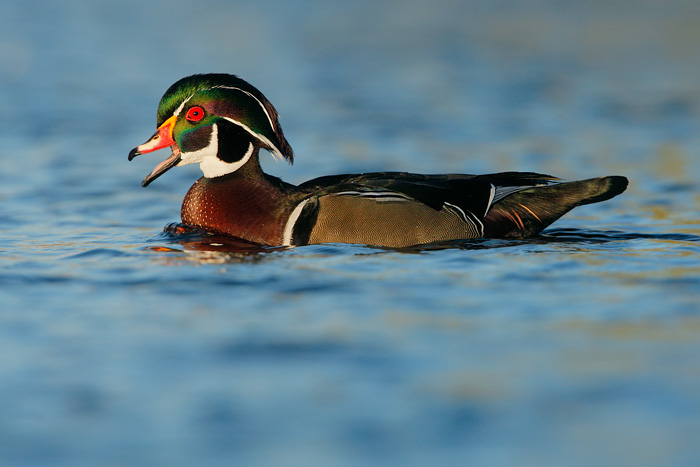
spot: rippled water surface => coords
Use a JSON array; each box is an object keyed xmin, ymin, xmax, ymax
[{"xmin": 2, "ymin": 1, "xmax": 700, "ymax": 465}]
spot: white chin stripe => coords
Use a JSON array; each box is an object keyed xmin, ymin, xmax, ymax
[
  {"xmin": 201, "ymin": 141, "xmax": 254, "ymax": 178},
  {"xmin": 177, "ymin": 123, "xmax": 219, "ymax": 167},
  {"xmin": 177, "ymin": 123, "xmax": 255, "ymax": 178}
]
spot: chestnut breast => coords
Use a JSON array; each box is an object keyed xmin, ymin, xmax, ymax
[{"xmin": 181, "ymin": 175, "xmax": 293, "ymax": 245}]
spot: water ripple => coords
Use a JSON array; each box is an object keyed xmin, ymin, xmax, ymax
[{"xmin": 542, "ymin": 228, "xmax": 700, "ymax": 244}]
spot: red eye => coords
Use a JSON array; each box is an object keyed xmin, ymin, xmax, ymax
[{"xmin": 186, "ymin": 106, "xmax": 205, "ymax": 122}]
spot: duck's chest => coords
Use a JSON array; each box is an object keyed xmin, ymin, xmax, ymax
[{"xmin": 181, "ymin": 176, "xmax": 288, "ymax": 245}]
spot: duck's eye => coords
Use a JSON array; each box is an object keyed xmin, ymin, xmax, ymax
[{"xmin": 186, "ymin": 106, "xmax": 205, "ymax": 123}]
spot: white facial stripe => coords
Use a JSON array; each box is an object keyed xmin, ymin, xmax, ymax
[
  {"xmin": 211, "ymin": 85, "xmax": 277, "ymax": 135},
  {"xmin": 173, "ymin": 85, "xmax": 275, "ymax": 127},
  {"xmin": 174, "ymin": 92, "xmax": 196, "ymax": 117},
  {"xmin": 170, "ymin": 85, "xmax": 282, "ymax": 160},
  {"xmin": 220, "ymin": 117, "xmax": 284, "ymax": 161},
  {"xmin": 282, "ymin": 198, "xmax": 311, "ymax": 246}
]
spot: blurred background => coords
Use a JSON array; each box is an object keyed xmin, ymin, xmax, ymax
[
  {"xmin": 3, "ymin": 0, "xmax": 699, "ymax": 179},
  {"xmin": 1, "ymin": 0, "xmax": 699, "ymax": 466}
]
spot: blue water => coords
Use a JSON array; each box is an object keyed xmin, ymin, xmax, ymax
[{"xmin": 2, "ymin": 0, "xmax": 700, "ymax": 465}]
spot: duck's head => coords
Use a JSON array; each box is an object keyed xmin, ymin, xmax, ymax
[{"xmin": 128, "ymin": 73, "xmax": 293, "ymax": 187}]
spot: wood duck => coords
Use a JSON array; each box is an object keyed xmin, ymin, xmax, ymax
[{"xmin": 128, "ymin": 73, "xmax": 628, "ymax": 248}]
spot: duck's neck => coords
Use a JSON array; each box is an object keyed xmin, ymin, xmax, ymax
[{"xmin": 181, "ymin": 156, "xmax": 296, "ymax": 245}]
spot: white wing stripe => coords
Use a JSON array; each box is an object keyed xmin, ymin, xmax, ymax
[
  {"xmin": 333, "ymin": 191, "xmax": 411, "ymax": 202},
  {"xmin": 444, "ymin": 202, "xmax": 484, "ymax": 236},
  {"xmin": 485, "ymin": 183, "xmax": 496, "ymax": 215},
  {"xmin": 282, "ymin": 198, "xmax": 310, "ymax": 246}
]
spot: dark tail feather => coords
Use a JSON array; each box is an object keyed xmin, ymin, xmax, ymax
[{"xmin": 483, "ymin": 176, "xmax": 628, "ymax": 238}]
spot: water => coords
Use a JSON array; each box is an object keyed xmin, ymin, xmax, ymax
[{"xmin": 2, "ymin": 0, "xmax": 700, "ymax": 465}]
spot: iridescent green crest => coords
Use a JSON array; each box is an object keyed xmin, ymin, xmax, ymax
[{"xmin": 157, "ymin": 73, "xmax": 293, "ymax": 162}]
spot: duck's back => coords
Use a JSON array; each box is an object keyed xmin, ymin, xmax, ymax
[{"xmin": 286, "ymin": 172, "xmax": 628, "ymax": 247}]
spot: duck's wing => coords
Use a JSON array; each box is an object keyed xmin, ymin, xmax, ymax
[{"xmin": 289, "ymin": 172, "xmax": 537, "ymax": 246}]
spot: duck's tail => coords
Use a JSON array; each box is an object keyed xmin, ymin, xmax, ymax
[{"xmin": 483, "ymin": 175, "xmax": 628, "ymax": 238}]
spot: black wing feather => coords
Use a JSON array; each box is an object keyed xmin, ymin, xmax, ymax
[{"xmin": 298, "ymin": 171, "xmax": 559, "ymax": 218}]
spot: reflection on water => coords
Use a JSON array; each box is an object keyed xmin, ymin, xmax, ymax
[{"xmin": 1, "ymin": 0, "xmax": 700, "ymax": 465}]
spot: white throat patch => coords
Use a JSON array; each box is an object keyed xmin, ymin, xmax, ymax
[{"xmin": 176, "ymin": 123, "xmax": 255, "ymax": 178}]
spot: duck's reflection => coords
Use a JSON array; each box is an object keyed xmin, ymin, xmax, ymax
[{"xmin": 145, "ymin": 223, "xmax": 286, "ymax": 263}]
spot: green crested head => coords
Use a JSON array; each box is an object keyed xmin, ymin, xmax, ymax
[
  {"xmin": 157, "ymin": 73, "xmax": 293, "ymax": 162},
  {"xmin": 129, "ymin": 73, "xmax": 294, "ymax": 186}
]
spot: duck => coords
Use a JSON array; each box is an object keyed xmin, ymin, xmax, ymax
[{"xmin": 128, "ymin": 73, "xmax": 628, "ymax": 248}]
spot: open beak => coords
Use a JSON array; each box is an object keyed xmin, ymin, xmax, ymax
[{"xmin": 128, "ymin": 115, "xmax": 180, "ymax": 187}]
